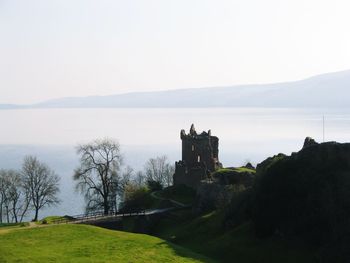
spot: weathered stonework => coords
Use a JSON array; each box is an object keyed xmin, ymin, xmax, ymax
[{"xmin": 173, "ymin": 124, "xmax": 222, "ymax": 189}]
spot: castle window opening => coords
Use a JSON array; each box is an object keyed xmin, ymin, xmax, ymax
[
  {"xmin": 197, "ymin": 155, "xmax": 201, "ymax": 162},
  {"xmin": 192, "ymin": 145, "xmax": 195, "ymax": 151}
]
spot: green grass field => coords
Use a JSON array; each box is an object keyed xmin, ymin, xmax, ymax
[{"xmin": 0, "ymin": 224, "xmax": 215, "ymax": 263}]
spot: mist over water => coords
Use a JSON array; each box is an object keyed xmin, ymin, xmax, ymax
[{"xmin": 1, "ymin": 107, "xmax": 350, "ymax": 219}]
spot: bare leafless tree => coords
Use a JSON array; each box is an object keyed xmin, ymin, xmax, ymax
[
  {"xmin": 22, "ymin": 156, "xmax": 60, "ymax": 221},
  {"xmin": 145, "ymin": 155, "xmax": 175, "ymax": 187},
  {"xmin": 0, "ymin": 170, "xmax": 10, "ymax": 223},
  {"xmin": 134, "ymin": 171, "xmax": 146, "ymax": 188},
  {"xmin": 73, "ymin": 138, "xmax": 124, "ymax": 215},
  {"xmin": 6, "ymin": 170, "xmax": 31, "ymax": 223}
]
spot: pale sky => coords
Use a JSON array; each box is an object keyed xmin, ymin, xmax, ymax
[{"xmin": 1, "ymin": 0, "xmax": 350, "ymax": 104}]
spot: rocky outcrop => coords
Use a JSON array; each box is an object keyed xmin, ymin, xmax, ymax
[
  {"xmin": 256, "ymin": 153, "xmax": 286, "ymax": 174},
  {"xmin": 302, "ymin": 136, "xmax": 318, "ymax": 149},
  {"xmin": 244, "ymin": 162, "xmax": 255, "ymax": 170}
]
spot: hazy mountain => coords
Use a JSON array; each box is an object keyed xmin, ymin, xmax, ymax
[
  {"xmin": 0, "ymin": 104, "xmax": 20, "ymax": 109},
  {"xmin": 3, "ymin": 70, "xmax": 350, "ymax": 109}
]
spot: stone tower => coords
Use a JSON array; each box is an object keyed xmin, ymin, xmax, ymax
[{"xmin": 173, "ymin": 124, "xmax": 222, "ymax": 189}]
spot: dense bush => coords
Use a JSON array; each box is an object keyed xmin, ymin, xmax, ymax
[
  {"xmin": 211, "ymin": 167, "xmax": 255, "ymax": 187},
  {"xmin": 160, "ymin": 184, "xmax": 196, "ymax": 205},
  {"xmin": 120, "ymin": 185, "xmax": 153, "ymax": 212},
  {"xmin": 146, "ymin": 180, "xmax": 163, "ymax": 192},
  {"xmin": 252, "ymin": 143, "xmax": 350, "ymax": 247},
  {"xmin": 224, "ymin": 188, "xmax": 253, "ymax": 229}
]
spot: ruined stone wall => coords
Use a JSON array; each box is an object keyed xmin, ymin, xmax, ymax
[
  {"xmin": 174, "ymin": 161, "xmax": 208, "ymax": 189},
  {"xmin": 182, "ymin": 136, "xmax": 217, "ymax": 171},
  {"xmin": 174, "ymin": 124, "xmax": 221, "ymax": 189}
]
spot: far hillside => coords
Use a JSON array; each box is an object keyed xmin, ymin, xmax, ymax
[{"xmin": 2, "ymin": 70, "xmax": 350, "ymax": 109}]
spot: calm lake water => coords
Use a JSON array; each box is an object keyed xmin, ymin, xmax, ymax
[{"xmin": 1, "ymin": 107, "xmax": 350, "ymax": 219}]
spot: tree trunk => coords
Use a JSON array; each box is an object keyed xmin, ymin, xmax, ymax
[
  {"xmin": 6, "ymin": 206, "xmax": 10, "ymax": 223},
  {"xmin": 33, "ymin": 208, "xmax": 39, "ymax": 221},
  {"xmin": 12, "ymin": 200, "xmax": 18, "ymax": 223},
  {"xmin": 19, "ymin": 199, "xmax": 30, "ymax": 223},
  {"xmin": 12, "ymin": 207, "xmax": 18, "ymax": 223},
  {"xmin": 103, "ymin": 196, "xmax": 109, "ymax": 215}
]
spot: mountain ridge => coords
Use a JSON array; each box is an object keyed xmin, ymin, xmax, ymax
[{"xmin": 2, "ymin": 70, "xmax": 350, "ymax": 109}]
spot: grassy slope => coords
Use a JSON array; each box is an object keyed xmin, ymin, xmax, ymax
[
  {"xmin": 37, "ymin": 215, "xmax": 75, "ymax": 225},
  {"xmin": 216, "ymin": 167, "xmax": 256, "ymax": 174},
  {"xmin": 153, "ymin": 210, "xmax": 317, "ymax": 263},
  {"xmin": 119, "ymin": 185, "xmax": 316, "ymax": 263},
  {"xmin": 0, "ymin": 222, "xmax": 29, "ymax": 230},
  {"xmin": 0, "ymin": 224, "xmax": 216, "ymax": 263}
]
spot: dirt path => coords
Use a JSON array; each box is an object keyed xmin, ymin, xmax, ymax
[{"xmin": 28, "ymin": 222, "xmax": 40, "ymax": 228}]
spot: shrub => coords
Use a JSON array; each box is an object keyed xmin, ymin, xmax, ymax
[
  {"xmin": 224, "ymin": 188, "xmax": 253, "ymax": 229},
  {"xmin": 211, "ymin": 167, "xmax": 255, "ymax": 187},
  {"xmin": 121, "ymin": 186, "xmax": 153, "ymax": 212},
  {"xmin": 146, "ymin": 180, "xmax": 163, "ymax": 192}
]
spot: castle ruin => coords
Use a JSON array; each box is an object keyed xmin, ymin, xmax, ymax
[{"xmin": 173, "ymin": 124, "xmax": 222, "ymax": 189}]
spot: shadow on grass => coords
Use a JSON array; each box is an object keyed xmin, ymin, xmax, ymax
[{"xmin": 156, "ymin": 240, "xmax": 217, "ymax": 263}]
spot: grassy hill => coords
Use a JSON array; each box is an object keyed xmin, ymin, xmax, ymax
[
  {"xmin": 153, "ymin": 210, "xmax": 317, "ymax": 263},
  {"xmin": 0, "ymin": 224, "xmax": 215, "ymax": 263},
  {"xmin": 120, "ymin": 185, "xmax": 316, "ymax": 262}
]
